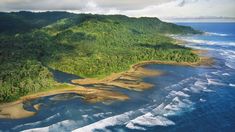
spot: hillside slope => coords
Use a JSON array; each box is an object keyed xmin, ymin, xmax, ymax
[
  {"xmin": 0, "ymin": 12, "xmax": 200, "ymax": 102},
  {"xmin": 0, "ymin": 11, "xmax": 76, "ymax": 34}
]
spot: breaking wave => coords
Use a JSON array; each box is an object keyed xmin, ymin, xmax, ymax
[
  {"xmin": 71, "ymin": 74, "xmax": 218, "ymax": 131},
  {"xmin": 126, "ymin": 114, "xmax": 175, "ymax": 130},
  {"xmin": 21, "ymin": 67, "xmax": 231, "ymax": 132},
  {"xmin": 204, "ymin": 32, "xmax": 230, "ymax": 37},
  {"xmin": 14, "ymin": 113, "xmax": 61, "ymax": 130},
  {"xmin": 182, "ymin": 39, "xmax": 235, "ymax": 47},
  {"xmin": 219, "ymin": 50, "xmax": 235, "ymax": 70},
  {"xmin": 229, "ymin": 84, "xmax": 235, "ymax": 87},
  {"xmin": 22, "ymin": 120, "xmax": 77, "ymax": 132}
]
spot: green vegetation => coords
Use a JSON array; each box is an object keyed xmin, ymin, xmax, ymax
[
  {"xmin": 0, "ymin": 12, "xmax": 200, "ymax": 102},
  {"xmin": 0, "ymin": 11, "xmax": 76, "ymax": 34}
]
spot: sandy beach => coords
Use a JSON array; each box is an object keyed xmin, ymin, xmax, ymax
[{"xmin": 0, "ymin": 49, "xmax": 212, "ymax": 119}]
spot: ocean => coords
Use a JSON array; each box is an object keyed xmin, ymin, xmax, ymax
[{"xmin": 0, "ymin": 23, "xmax": 235, "ymax": 132}]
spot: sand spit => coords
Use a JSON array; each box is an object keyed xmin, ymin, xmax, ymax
[
  {"xmin": 72, "ymin": 65, "xmax": 163, "ymax": 91},
  {"xmin": 0, "ymin": 102, "xmax": 35, "ymax": 119},
  {"xmin": 0, "ymin": 85, "xmax": 129, "ymax": 119},
  {"xmin": 0, "ymin": 50, "xmax": 212, "ymax": 119}
]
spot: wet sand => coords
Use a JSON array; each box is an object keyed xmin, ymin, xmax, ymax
[
  {"xmin": 0, "ymin": 85, "xmax": 129, "ymax": 119},
  {"xmin": 0, "ymin": 101, "xmax": 35, "ymax": 119},
  {"xmin": 72, "ymin": 66, "xmax": 163, "ymax": 91},
  {"xmin": 0, "ymin": 49, "xmax": 212, "ymax": 119},
  {"xmin": 72, "ymin": 51, "xmax": 213, "ymax": 91}
]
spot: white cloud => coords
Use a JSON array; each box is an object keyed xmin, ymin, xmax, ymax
[
  {"xmin": 0, "ymin": 0, "xmax": 173, "ymax": 11},
  {"xmin": 121, "ymin": 0, "xmax": 235, "ymax": 18},
  {"xmin": 0, "ymin": 0, "xmax": 234, "ymax": 18}
]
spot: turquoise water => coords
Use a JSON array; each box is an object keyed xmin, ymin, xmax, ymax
[{"xmin": 0, "ymin": 23, "xmax": 235, "ymax": 132}]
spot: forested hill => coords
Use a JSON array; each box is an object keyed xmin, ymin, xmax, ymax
[
  {"xmin": 0, "ymin": 11, "xmax": 76, "ymax": 34},
  {"xmin": 0, "ymin": 11, "xmax": 200, "ymax": 102},
  {"xmin": 0, "ymin": 11, "xmax": 199, "ymax": 35}
]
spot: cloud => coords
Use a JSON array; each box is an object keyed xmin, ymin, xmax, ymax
[
  {"xmin": 0, "ymin": 0, "xmax": 234, "ymax": 18},
  {"xmin": 0, "ymin": 0, "xmax": 173, "ymax": 11},
  {"xmin": 177, "ymin": 0, "xmax": 199, "ymax": 7},
  {"xmin": 121, "ymin": 0, "xmax": 235, "ymax": 18}
]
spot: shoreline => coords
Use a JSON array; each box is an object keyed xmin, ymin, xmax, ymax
[
  {"xmin": 0, "ymin": 85, "xmax": 129, "ymax": 119},
  {"xmin": 0, "ymin": 49, "xmax": 213, "ymax": 119}
]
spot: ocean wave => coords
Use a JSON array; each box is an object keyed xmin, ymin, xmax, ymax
[
  {"xmin": 93, "ymin": 112, "xmax": 112, "ymax": 118},
  {"xmin": 229, "ymin": 84, "xmax": 235, "ymax": 87},
  {"xmin": 206, "ymin": 73, "xmax": 226, "ymax": 85},
  {"xmin": 207, "ymin": 78, "xmax": 226, "ymax": 86},
  {"xmin": 126, "ymin": 114, "xmax": 175, "ymax": 130},
  {"xmin": 204, "ymin": 32, "xmax": 230, "ymax": 37},
  {"xmin": 167, "ymin": 90, "xmax": 190, "ymax": 98},
  {"xmin": 163, "ymin": 97, "xmax": 193, "ymax": 116},
  {"xmin": 22, "ymin": 120, "xmax": 76, "ymax": 132},
  {"xmin": 72, "ymin": 111, "xmax": 135, "ymax": 132},
  {"xmin": 164, "ymin": 77, "xmax": 195, "ymax": 91},
  {"xmin": 190, "ymin": 79, "xmax": 210, "ymax": 93},
  {"xmin": 183, "ymin": 39, "xmax": 235, "ymax": 47},
  {"xmin": 72, "ymin": 74, "xmax": 218, "ymax": 131},
  {"xmin": 222, "ymin": 73, "xmax": 230, "ymax": 76},
  {"xmin": 199, "ymin": 98, "xmax": 206, "ymax": 102},
  {"xmin": 189, "ymin": 86, "xmax": 201, "ymax": 93},
  {"xmin": 72, "ymin": 90, "xmax": 194, "ymax": 131},
  {"xmin": 194, "ymin": 80, "xmax": 207, "ymax": 89},
  {"xmin": 211, "ymin": 70, "xmax": 224, "ymax": 76},
  {"xmin": 82, "ymin": 114, "xmax": 89, "ymax": 119},
  {"xmin": 225, "ymin": 62, "xmax": 235, "ymax": 70},
  {"xmin": 218, "ymin": 50, "xmax": 235, "ymax": 69},
  {"xmin": 183, "ymin": 88, "xmax": 190, "ymax": 92},
  {"xmin": 14, "ymin": 113, "xmax": 61, "ymax": 130}
]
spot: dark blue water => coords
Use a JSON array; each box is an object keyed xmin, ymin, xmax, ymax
[{"xmin": 0, "ymin": 23, "xmax": 235, "ymax": 132}]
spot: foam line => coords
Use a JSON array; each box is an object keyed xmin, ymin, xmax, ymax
[
  {"xmin": 126, "ymin": 113, "xmax": 175, "ymax": 130},
  {"xmin": 72, "ymin": 111, "xmax": 135, "ymax": 132},
  {"xmin": 204, "ymin": 32, "xmax": 230, "ymax": 36}
]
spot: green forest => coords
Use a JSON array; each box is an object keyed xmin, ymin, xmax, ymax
[{"xmin": 0, "ymin": 11, "xmax": 200, "ymax": 102}]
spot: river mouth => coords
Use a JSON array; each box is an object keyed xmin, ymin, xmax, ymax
[
  {"xmin": 0, "ymin": 61, "xmax": 215, "ymax": 131},
  {"xmin": 1, "ymin": 23, "xmax": 235, "ymax": 132}
]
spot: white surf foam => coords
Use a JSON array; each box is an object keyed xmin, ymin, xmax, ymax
[
  {"xmin": 204, "ymin": 32, "xmax": 230, "ymax": 37},
  {"xmin": 183, "ymin": 39, "xmax": 235, "ymax": 47},
  {"xmin": 152, "ymin": 103, "xmax": 166, "ymax": 114},
  {"xmin": 222, "ymin": 73, "xmax": 230, "ymax": 76},
  {"xmin": 218, "ymin": 50, "xmax": 235, "ymax": 69},
  {"xmin": 163, "ymin": 97, "xmax": 193, "ymax": 116},
  {"xmin": 72, "ymin": 111, "xmax": 135, "ymax": 132},
  {"xmin": 82, "ymin": 114, "xmax": 89, "ymax": 119},
  {"xmin": 225, "ymin": 62, "xmax": 235, "ymax": 70},
  {"xmin": 207, "ymin": 78, "xmax": 226, "ymax": 86},
  {"xmin": 126, "ymin": 122, "xmax": 146, "ymax": 130},
  {"xmin": 126, "ymin": 113, "xmax": 175, "ymax": 130},
  {"xmin": 168, "ymin": 90, "xmax": 190, "ymax": 98},
  {"xmin": 14, "ymin": 113, "xmax": 61, "ymax": 130},
  {"xmin": 194, "ymin": 80, "xmax": 207, "ymax": 89},
  {"xmin": 211, "ymin": 71, "xmax": 224, "ymax": 76},
  {"xmin": 22, "ymin": 120, "xmax": 76, "ymax": 132},
  {"xmin": 72, "ymin": 92, "xmax": 193, "ymax": 131},
  {"xmin": 164, "ymin": 77, "xmax": 195, "ymax": 91},
  {"xmin": 229, "ymin": 83, "xmax": 235, "ymax": 87},
  {"xmin": 200, "ymin": 98, "xmax": 206, "ymax": 102},
  {"xmin": 93, "ymin": 112, "xmax": 112, "ymax": 118},
  {"xmin": 183, "ymin": 88, "xmax": 190, "ymax": 92},
  {"xmin": 189, "ymin": 86, "xmax": 201, "ymax": 93}
]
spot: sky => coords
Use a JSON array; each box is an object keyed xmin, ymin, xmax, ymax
[{"xmin": 0, "ymin": 0, "xmax": 235, "ymax": 19}]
